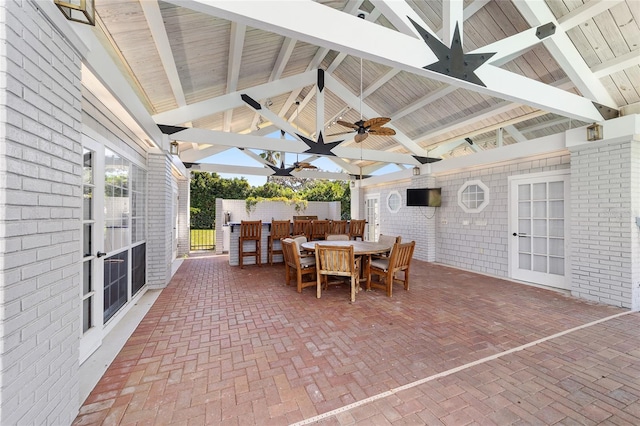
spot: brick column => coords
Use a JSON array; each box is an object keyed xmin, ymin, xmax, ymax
[
  {"xmin": 570, "ymin": 136, "xmax": 640, "ymax": 310},
  {"xmin": 147, "ymin": 153, "xmax": 173, "ymax": 288}
]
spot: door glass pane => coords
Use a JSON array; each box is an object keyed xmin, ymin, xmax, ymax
[
  {"xmin": 518, "ymin": 184, "xmax": 530, "ymax": 201},
  {"xmin": 532, "ymin": 183, "xmax": 546, "ymax": 200},
  {"xmin": 532, "ymin": 201, "xmax": 546, "ymax": 218},
  {"xmin": 83, "ymin": 261, "xmax": 92, "ymax": 295},
  {"xmin": 549, "ymin": 238, "xmax": 564, "ymax": 257},
  {"xmin": 532, "ymin": 219, "xmax": 547, "ymax": 236},
  {"xmin": 548, "ymin": 181, "xmax": 563, "ymax": 199},
  {"xmin": 549, "ymin": 219, "xmax": 564, "ymax": 237},
  {"xmin": 518, "ymin": 202, "xmax": 530, "ymax": 218},
  {"xmin": 83, "ymin": 186, "xmax": 93, "ymax": 220},
  {"xmin": 533, "ymin": 255, "xmax": 547, "ymax": 272},
  {"xmin": 518, "ymin": 219, "xmax": 531, "ymax": 235},
  {"xmin": 83, "ymin": 224, "xmax": 92, "ymax": 257},
  {"xmin": 549, "ymin": 200, "xmax": 563, "ymax": 218},
  {"xmin": 83, "ymin": 298, "xmax": 92, "ymax": 333},
  {"xmin": 519, "ymin": 236, "xmax": 531, "ymax": 252},
  {"xmin": 549, "ymin": 257, "xmax": 564, "ymax": 275},
  {"xmin": 533, "ymin": 237, "xmax": 547, "ymax": 255},
  {"xmin": 519, "ymin": 253, "xmax": 531, "ymax": 270}
]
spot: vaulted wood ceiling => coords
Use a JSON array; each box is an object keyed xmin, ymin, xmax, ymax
[{"xmin": 92, "ymin": 0, "xmax": 640, "ymax": 179}]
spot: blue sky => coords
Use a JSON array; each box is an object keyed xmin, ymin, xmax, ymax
[{"xmin": 199, "ymin": 131, "xmax": 402, "ymax": 187}]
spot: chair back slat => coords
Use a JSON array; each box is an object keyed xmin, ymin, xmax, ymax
[
  {"xmin": 311, "ymin": 220, "xmax": 330, "ymax": 240},
  {"xmin": 349, "ymin": 219, "xmax": 366, "ymax": 240},
  {"xmin": 293, "ymin": 220, "xmax": 312, "ymax": 240},
  {"xmin": 329, "ymin": 220, "xmax": 347, "ymax": 234},
  {"xmin": 240, "ymin": 220, "xmax": 262, "ymax": 239},
  {"xmin": 270, "ymin": 220, "xmax": 291, "ymax": 239},
  {"xmin": 315, "ymin": 245, "xmax": 355, "ymax": 277}
]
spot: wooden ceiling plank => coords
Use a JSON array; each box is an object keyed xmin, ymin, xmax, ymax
[
  {"xmin": 325, "ymin": 73, "xmax": 429, "ymax": 156},
  {"xmin": 504, "ymin": 124, "xmax": 528, "ymax": 143},
  {"xmin": 557, "ymin": 0, "xmax": 625, "ymax": 30}
]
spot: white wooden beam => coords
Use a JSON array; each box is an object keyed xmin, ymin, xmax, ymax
[
  {"xmin": 504, "ymin": 124, "xmax": 527, "ymax": 143},
  {"xmin": 152, "ymin": 70, "xmax": 316, "ymax": 125},
  {"xmin": 139, "ymin": 0, "xmax": 186, "ymax": 107},
  {"xmin": 591, "ymin": 50, "xmax": 640, "ymax": 78},
  {"xmin": 224, "ymin": 22, "xmax": 246, "ymax": 132},
  {"xmin": 442, "ymin": 0, "xmax": 464, "ymax": 46},
  {"xmin": 391, "ymin": 86, "xmax": 456, "ymax": 121},
  {"xmin": 513, "ymin": 0, "xmax": 618, "ymax": 107}
]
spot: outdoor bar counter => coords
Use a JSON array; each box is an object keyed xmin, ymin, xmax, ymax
[{"xmin": 228, "ymin": 222, "xmax": 272, "ymax": 266}]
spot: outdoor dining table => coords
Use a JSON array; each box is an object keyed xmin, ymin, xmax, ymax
[{"xmin": 300, "ymin": 240, "xmax": 392, "ymax": 290}]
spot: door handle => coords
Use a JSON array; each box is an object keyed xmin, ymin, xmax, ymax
[
  {"xmin": 512, "ymin": 233, "xmax": 528, "ymax": 237},
  {"xmin": 96, "ymin": 251, "xmax": 107, "ymax": 258}
]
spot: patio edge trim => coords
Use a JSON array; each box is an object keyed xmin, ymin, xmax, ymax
[{"xmin": 290, "ymin": 310, "xmax": 633, "ymax": 425}]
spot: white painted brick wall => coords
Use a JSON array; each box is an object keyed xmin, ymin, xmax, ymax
[
  {"xmin": 146, "ymin": 153, "xmax": 173, "ymax": 288},
  {"xmin": 0, "ymin": 1, "xmax": 81, "ymax": 424},
  {"xmin": 435, "ymin": 153, "xmax": 569, "ymax": 277},
  {"xmin": 362, "ymin": 176, "xmax": 437, "ymax": 262},
  {"xmin": 570, "ymin": 138, "xmax": 638, "ymax": 309}
]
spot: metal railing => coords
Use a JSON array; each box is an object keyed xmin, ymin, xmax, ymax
[{"xmin": 190, "ymin": 229, "xmax": 215, "ymax": 251}]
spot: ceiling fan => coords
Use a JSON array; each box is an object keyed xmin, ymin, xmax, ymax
[
  {"xmin": 292, "ymin": 161, "xmax": 317, "ymax": 172},
  {"xmin": 331, "ymin": 57, "xmax": 396, "ymax": 143}
]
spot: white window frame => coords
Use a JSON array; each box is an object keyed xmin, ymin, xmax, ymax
[
  {"xmin": 386, "ymin": 190, "xmax": 402, "ymax": 213},
  {"xmin": 457, "ymin": 179, "xmax": 489, "ymax": 213}
]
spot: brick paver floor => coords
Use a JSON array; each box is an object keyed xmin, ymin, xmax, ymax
[{"xmin": 74, "ymin": 254, "xmax": 639, "ymax": 425}]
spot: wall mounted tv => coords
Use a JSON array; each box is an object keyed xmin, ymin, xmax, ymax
[{"xmin": 406, "ymin": 188, "xmax": 442, "ymax": 207}]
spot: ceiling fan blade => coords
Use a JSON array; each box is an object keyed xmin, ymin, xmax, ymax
[
  {"xmin": 363, "ymin": 117, "xmax": 391, "ymax": 129},
  {"xmin": 327, "ymin": 130, "xmax": 355, "ymax": 136},
  {"xmin": 337, "ymin": 120, "xmax": 359, "ymax": 130},
  {"xmin": 369, "ymin": 127, "xmax": 396, "ymax": 136},
  {"xmin": 354, "ymin": 132, "xmax": 369, "ymax": 143}
]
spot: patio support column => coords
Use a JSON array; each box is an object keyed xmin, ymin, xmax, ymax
[
  {"xmin": 147, "ymin": 152, "xmax": 173, "ymax": 288},
  {"xmin": 567, "ymin": 115, "xmax": 640, "ymax": 310},
  {"xmin": 350, "ymin": 182, "xmax": 363, "ymax": 219},
  {"xmin": 177, "ymin": 177, "xmax": 190, "ymax": 257}
]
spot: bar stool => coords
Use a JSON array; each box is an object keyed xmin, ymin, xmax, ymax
[
  {"xmin": 329, "ymin": 220, "xmax": 347, "ymax": 235},
  {"xmin": 239, "ymin": 220, "xmax": 262, "ymax": 268},
  {"xmin": 268, "ymin": 220, "xmax": 291, "ymax": 264}
]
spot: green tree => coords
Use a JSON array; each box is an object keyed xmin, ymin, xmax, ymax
[
  {"xmin": 300, "ymin": 180, "xmax": 351, "ymax": 219},
  {"xmin": 190, "ymin": 171, "xmax": 251, "ymax": 228}
]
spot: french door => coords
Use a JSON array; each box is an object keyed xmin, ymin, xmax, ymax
[
  {"xmin": 365, "ymin": 194, "xmax": 380, "ymax": 241},
  {"xmin": 80, "ymin": 138, "xmax": 104, "ymax": 362},
  {"xmin": 509, "ymin": 171, "xmax": 570, "ymax": 289}
]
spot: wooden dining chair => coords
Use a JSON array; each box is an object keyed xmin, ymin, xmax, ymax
[
  {"xmin": 368, "ymin": 241, "xmax": 415, "ymax": 297},
  {"xmin": 326, "ymin": 234, "xmax": 350, "ymax": 241},
  {"xmin": 281, "ymin": 238, "xmax": 316, "ymax": 293},
  {"xmin": 268, "ymin": 220, "xmax": 291, "ymax": 264},
  {"xmin": 310, "ymin": 220, "xmax": 330, "ymax": 241},
  {"xmin": 239, "ymin": 220, "xmax": 262, "ymax": 269},
  {"xmin": 374, "ymin": 234, "xmax": 402, "ymax": 258},
  {"xmin": 329, "ymin": 220, "xmax": 347, "ymax": 234},
  {"xmin": 293, "ymin": 219, "xmax": 312, "ymax": 240},
  {"xmin": 314, "ymin": 244, "xmax": 361, "ymax": 302},
  {"xmin": 349, "ymin": 219, "xmax": 366, "ymax": 241}
]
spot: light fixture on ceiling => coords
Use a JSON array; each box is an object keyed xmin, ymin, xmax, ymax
[
  {"xmin": 586, "ymin": 123, "xmax": 603, "ymax": 141},
  {"xmin": 413, "ymin": 166, "xmax": 421, "ymax": 176},
  {"xmin": 170, "ymin": 141, "xmax": 179, "ymax": 156},
  {"xmin": 54, "ymin": 0, "xmax": 95, "ymax": 25}
]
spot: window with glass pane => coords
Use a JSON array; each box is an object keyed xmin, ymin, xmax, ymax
[
  {"xmin": 131, "ymin": 165, "xmax": 146, "ymax": 243},
  {"xmin": 105, "ymin": 149, "xmax": 130, "ymax": 252},
  {"xmin": 82, "ymin": 148, "xmax": 95, "ymax": 334}
]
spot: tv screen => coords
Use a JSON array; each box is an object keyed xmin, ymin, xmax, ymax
[{"xmin": 406, "ymin": 188, "xmax": 441, "ymax": 207}]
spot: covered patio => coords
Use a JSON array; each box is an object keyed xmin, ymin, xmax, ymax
[{"xmin": 74, "ymin": 255, "xmax": 639, "ymax": 425}]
